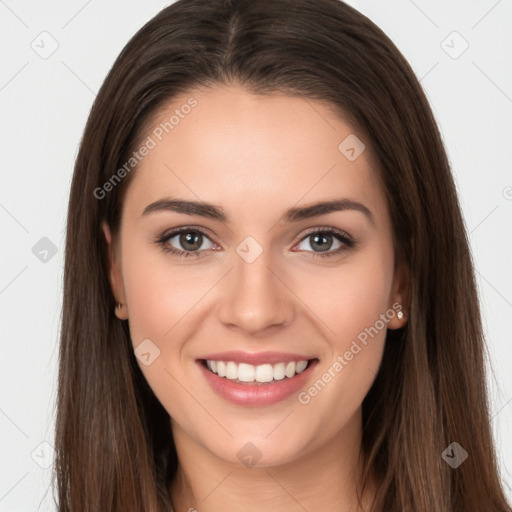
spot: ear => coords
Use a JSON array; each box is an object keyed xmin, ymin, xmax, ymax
[
  {"xmin": 387, "ymin": 259, "xmax": 409, "ymax": 330},
  {"xmin": 102, "ymin": 221, "xmax": 128, "ymax": 320}
]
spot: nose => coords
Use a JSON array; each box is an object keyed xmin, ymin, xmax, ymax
[{"xmin": 217, "ymin": 248, "xmax": 295, "ymax": 336}]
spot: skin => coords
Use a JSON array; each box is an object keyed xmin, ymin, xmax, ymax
[{"xmin": 103, "ymin": 83, "xmax": 408, "ymax": 512}]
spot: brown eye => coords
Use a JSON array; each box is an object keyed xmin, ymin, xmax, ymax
[
  {"xmin": 308, "ymin": 232, "xmax": 335, "ymax": 252},
  {"xmin": 156, "ymin": 228, "xmax": 216, "ymax": 257},
  {"xmin": 178, "ymin": 231, "xmax": 203, "ymax": 251},
  {"xmin": 294, "ymin": 228, "xmax": 355, "ymax": 258}
]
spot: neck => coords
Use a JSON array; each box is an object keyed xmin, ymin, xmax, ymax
[{"xmin": 169, "ymin": 408, "xmax": 375, "ymax": 512}]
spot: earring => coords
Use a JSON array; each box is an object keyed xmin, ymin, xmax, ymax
[{"xmin": 397, "ymin": 309, "xmax": 404, "ymax": 320}]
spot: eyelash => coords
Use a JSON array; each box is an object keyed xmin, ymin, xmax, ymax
[{"xmin": 155, "ymin": 226, "xmax": 356, "ymax": 259}]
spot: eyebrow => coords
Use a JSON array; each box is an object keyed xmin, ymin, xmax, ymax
[{"xmin": 141, "ymin": 197, "xmax": 374, "ymax": 225}]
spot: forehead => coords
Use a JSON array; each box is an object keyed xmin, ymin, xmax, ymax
[{"xmin": 123, "ymin": 84, "xmax": 387, "ymax": 224}]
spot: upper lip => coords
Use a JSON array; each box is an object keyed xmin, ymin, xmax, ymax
[{"xmin": 199, "ymin": 351, "xmax": 316, "ymax": 366}]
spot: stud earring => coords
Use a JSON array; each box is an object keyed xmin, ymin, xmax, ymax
[{"xmin": 397, "ymin": 309, "xmax": 404, "ymax": 320}]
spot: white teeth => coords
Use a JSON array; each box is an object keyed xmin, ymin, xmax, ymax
[
  {"xmin": 226, "ymin": 361, "xmax": 238, "ymax": 379},
  {"xmin": 238, "ymin": 363, "xmax": 255, "ymax": 382},
  {"xmin": 255, "ymin": 364, "xmax": 274, "ymax": 383},
  {"xmin": 205, "ymin": 359, "xmax": 310, "ymax": 382},
  {"xmin": 296, "ymin": 360, "xmax": 308, "ymax": 373},
  {"xmin": 273, "ymin": 362, "xmax": 285, "ymax": 380},
  {"xmin": 285, "ymin": 362, "xmax": 296, "ymax": 378},
  {"xmin": 217, "ymin": 361, "xmax": 226, "ymax": 377}
]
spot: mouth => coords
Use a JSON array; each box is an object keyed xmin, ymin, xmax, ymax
[
  {"xmin": 199, "ymin": 358, "xmax": 315, "ymax": 385},
  {"xmin": 196, "ymin": 352, "xmax": 319, "ymax": 406}
]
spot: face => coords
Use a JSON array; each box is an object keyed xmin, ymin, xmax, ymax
[{"xmin": 103, "ymin": 83, "xmax": 407, "ymax": 468}]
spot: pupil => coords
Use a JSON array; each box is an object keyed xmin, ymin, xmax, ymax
[
  {"xmin": 180, "ymin": 232, "xmax": 202, "ymax": 251},
  {"xmin": 312, "ymin": 233, "xmax": 332, "ymax": 252}
]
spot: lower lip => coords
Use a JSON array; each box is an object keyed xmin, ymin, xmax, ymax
[{"xmin": 198, "ymin": 360, "xmax": 318, "ymax": 407}]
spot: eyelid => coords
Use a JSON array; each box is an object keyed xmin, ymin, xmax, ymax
[
  {"xmin": 158, "ymin": 224, "xmax": 217, "ymax": 239},
  {"xmin": 295, "ymin": 225, "xmax": 353, "ymax": 244}
]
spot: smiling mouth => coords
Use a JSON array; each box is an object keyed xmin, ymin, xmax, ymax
[{"xmin": 200, "ymin": 358, "xmax": 318, "ymax": 385}]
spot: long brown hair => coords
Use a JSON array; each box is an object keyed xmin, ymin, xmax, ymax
[{"xmin": 54, "ymin": 0, "xmax": 511, "ymax": 510}]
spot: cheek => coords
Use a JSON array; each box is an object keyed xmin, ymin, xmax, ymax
[
  {"xmin": 120, "ymin": 239, "xmax": 213, "ymax": 345},
  {"xmin": 119, "ymin": 244, "xmax": 223, "ymax": 409},
  {"xmin": 299, "ymin": 245, "xmax": 394, "ymax": 349},
  {"xmin": 293, "ymin": 246, "xmax": 393, "ymax": 411},
  {"xmin": 119, "ymin": 246, "xmax": 206, "ymax": 420}
]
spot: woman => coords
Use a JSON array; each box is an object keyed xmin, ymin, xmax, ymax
[{"xmin": 54, "ymin": 0, "xmax": 512, "ymax": 510}]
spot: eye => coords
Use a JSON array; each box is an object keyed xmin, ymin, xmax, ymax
[
  {"xmin": 155, "ymin": 226, "xmax": 355, "ymax": 259},
  {"xmin": 156, "ymin": 227, "xmax": 217, "ymax": 258},
  {"xmin": 293, "ymin": 227, "xmax": 355, "ymax": 258}
]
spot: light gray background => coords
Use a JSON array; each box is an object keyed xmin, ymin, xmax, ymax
[{"xmin": 1, "ymin": 0, "xmax": 511, "ymax": 510}]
